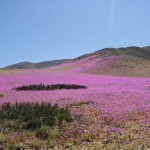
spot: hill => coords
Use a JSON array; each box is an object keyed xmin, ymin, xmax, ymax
[
  {"xmin": 57, "ymin": 46, "xmax": 150, "ymax": 77},
  {"xmin": 3, "ymin": 59, "xmax": 71, "ymax": 70},
  {"xmin": 2, "ymin": 46, "xmax": 150, "ymax": 77}
]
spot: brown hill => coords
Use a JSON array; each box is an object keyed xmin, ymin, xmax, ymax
[{"xmin": 62, "ymin": 46, "xmax": 150, "ymax": 77}]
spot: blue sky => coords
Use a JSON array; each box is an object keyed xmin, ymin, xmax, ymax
[{"xmin": 0, "ymin": 0, "xmax": 150, "ymax": 67}]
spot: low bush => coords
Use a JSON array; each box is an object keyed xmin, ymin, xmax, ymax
[
  {"xmin": 36, "ymin": 126, "xmax": 50, "ymax": 140},
  {"xmin": 15, "ymin": 83, "xmax": 87, "ymax": 91},
  {"xmin": 26, "ymin": 119, "xmax": 42, "ymax": 130},
  {"xmin": 0, "ymin": 102, "xmax": 74, "ymax": 130}
]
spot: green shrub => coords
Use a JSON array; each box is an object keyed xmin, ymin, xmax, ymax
[
  {"xmin": 26, "ymin": 119, "xmax": 42, "ymax": 130},
  {"xmin": 36, "ymin": 126, "xmax": 50, "ymax": 140},
  {"xmin": 0, "ymin": 102, "xmax": 74, "ymax": 130},
  {"xmin": 15, "ymin": 83, "xmax": 87, "ymax": 91}
]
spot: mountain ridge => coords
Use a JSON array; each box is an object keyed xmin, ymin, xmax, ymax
[{"xmin": 2, "ymin": 59, "xmax": 71, "ymax": 70}]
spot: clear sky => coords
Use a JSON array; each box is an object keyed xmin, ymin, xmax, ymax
[{"xmin": 0, "ymin": 0, "xmax": 150, "ymax": 67}]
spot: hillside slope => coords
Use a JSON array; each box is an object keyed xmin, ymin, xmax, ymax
[
  {"xmin": 56, "ymin": 46, "xmax": 150, "ymax": 77},
  {"xmin": 3, "ymin": 59, "xmax": 71, "ymax": 70}
]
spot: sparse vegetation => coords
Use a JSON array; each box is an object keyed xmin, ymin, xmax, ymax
[{"xmin": 15, "ymin": 83, "xmax": 87, "ymax": 91}]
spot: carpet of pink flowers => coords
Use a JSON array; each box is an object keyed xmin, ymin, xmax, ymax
[{"xmin": 0, "ymin": 69, "xmax": 150, "ymax": 149}]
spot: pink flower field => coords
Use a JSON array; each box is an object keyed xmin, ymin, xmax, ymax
[{"xmin": 0, "ymin": 69, "xmax": 150, "ymax": 149}]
